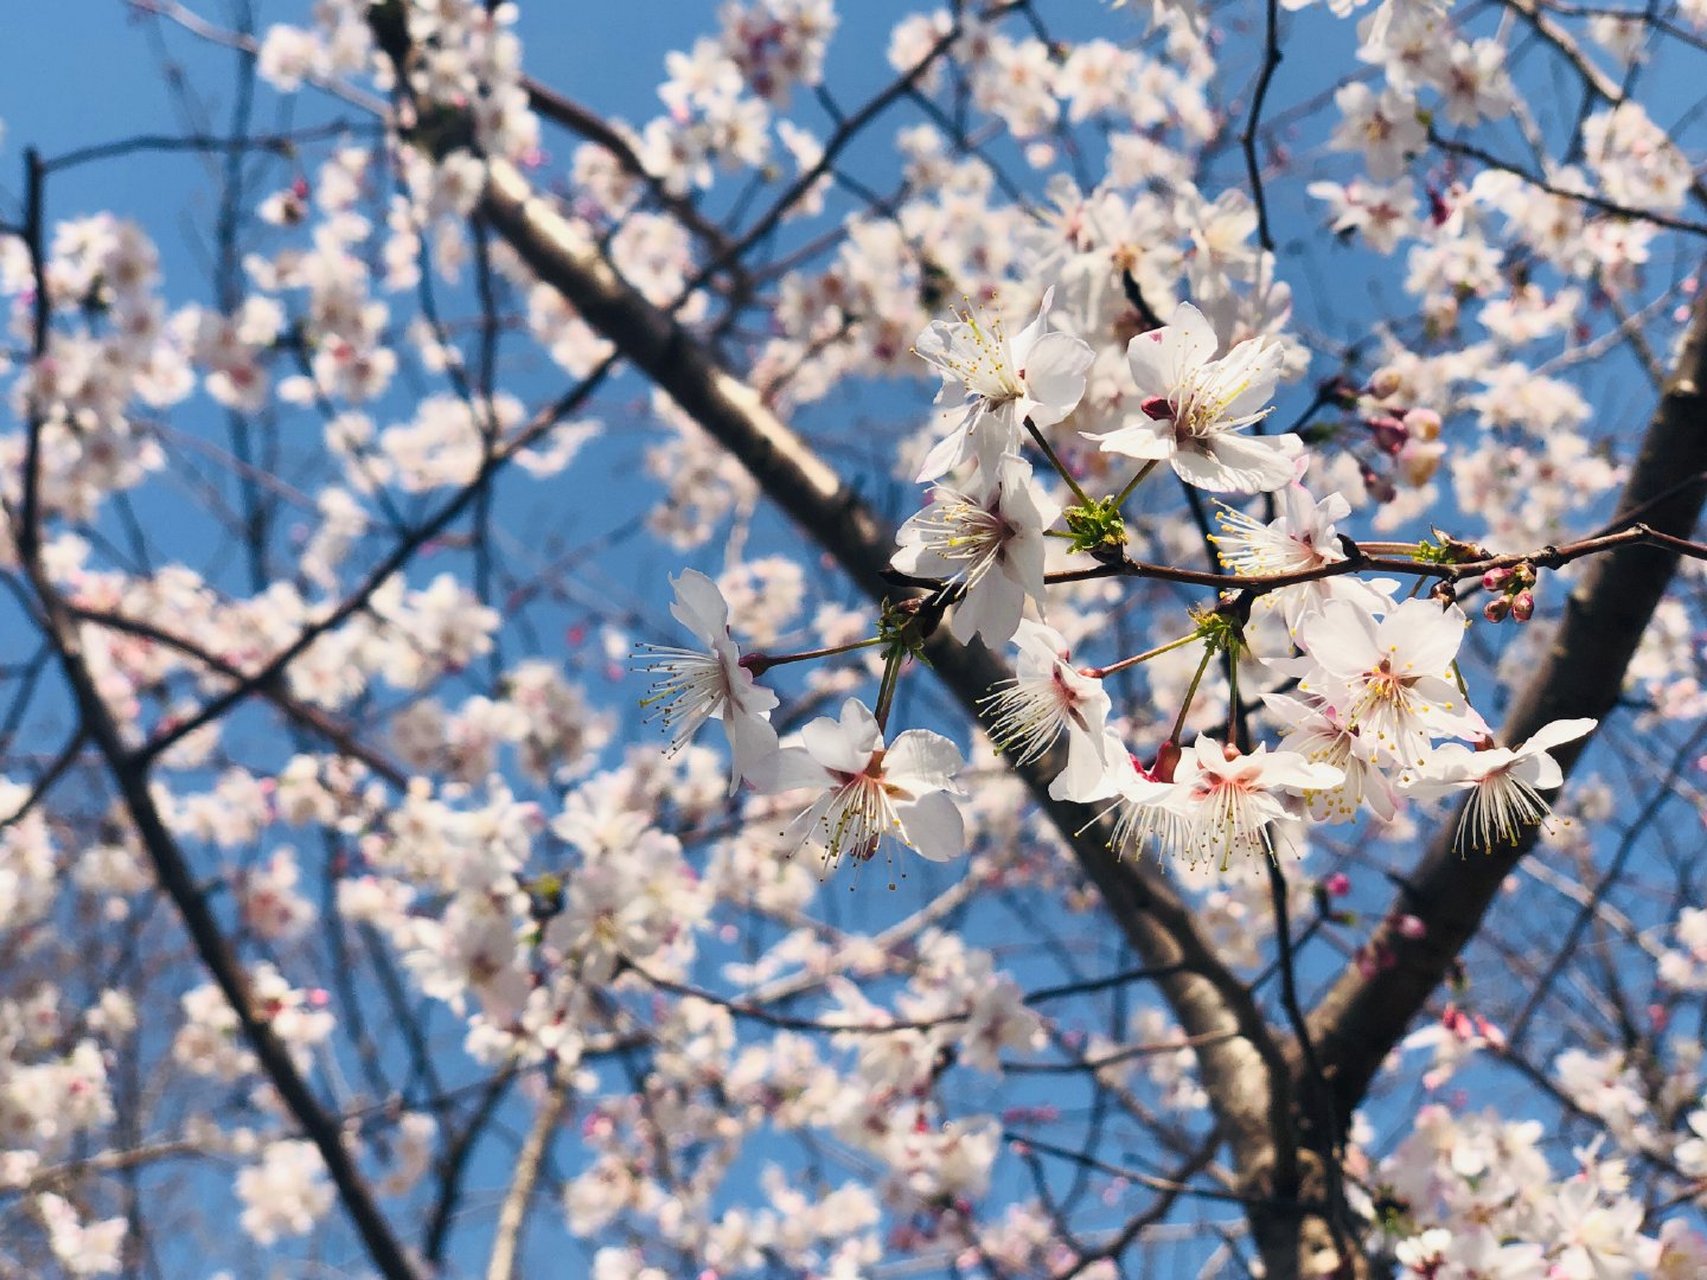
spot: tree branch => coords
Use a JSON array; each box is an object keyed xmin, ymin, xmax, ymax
[
  {"xmin": 476, "ymin": 153, "xmax": 1294, "ymax": 1186},
  {"xmin": 1304, "ymin": 271, "xmax": 1707, "ymax": 1126}
]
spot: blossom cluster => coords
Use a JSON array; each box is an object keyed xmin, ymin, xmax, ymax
[
  {"xmin": 1, "ymin": 0, "xmax": 1705, "ymax": 1274},
  {"xmin": 648, "ymin": 295, "xmax": 1598, "ymax": 871}
]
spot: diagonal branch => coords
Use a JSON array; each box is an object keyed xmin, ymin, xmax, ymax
[
  {"xmin": 1305, "ymin": 274, "xmax": 1707, "ymax": 1125},
  {"xmin": 476, "ymin": 156, "xmax": 1295, "ymax": 1184}
]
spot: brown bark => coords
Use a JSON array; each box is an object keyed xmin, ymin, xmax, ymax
[
  {"xmin": 477, "ymin": 157, "xmax": 1294, "ymax": 1180},
  {"xmin": 1305, "ymin": 281, "xmax": 1707, "ymax": 1129}
]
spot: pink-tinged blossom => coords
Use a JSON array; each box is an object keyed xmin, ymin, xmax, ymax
[
  {"xmin": 1089, "ymin": 301, "xmax": 1302, "ymax": 494},
  {"xmin": 1212, "ymin": 484, "xmax": 1395, "ymax": 633},
  {"xmin": 637, "ymin": 569, "xmax": 780, "ymax": 791},
  {"xmin": 1306, "ymin": 178, "xmax": 1417, "ymax": 253},
  {"xmin": 1262, "ymin": 691, "xmax": 1398, "ymax": 823},
  {"xmin": 1097, "ymin": 752, "xmax": 1192, "ymax": 862},
  {"xmin": 763, "ymin": 698, "xmax": 965, "ymax": 865},
  {"xmin": 980, "ymin": 619, "xmax": 1113, "ymax": 802},
  {"xmin": 1402, "ymin": 718, "xmax": 1597, "ymax": 852},
  {"xmin": 1294, "ymin": 597, "xmax": 1485, "ymax": 768},
  {"xmin": 1171, "ymin": 737, "xmax": 1343, "ymax": 868},
  {"xmin": 914, "ymin": 289, "xmax": 1093, "ymax": 482},
  {"xmin": 892, "ymin": 456, "xmax": 1060, "ymax": 646},
  {"xmin": 1329, "ymin": 82, "xmax": 1426, "ymax": 182}
]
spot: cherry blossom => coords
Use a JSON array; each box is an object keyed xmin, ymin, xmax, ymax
[
  {"xmin": 1402, "ymin": 718, "xmax": 1598, "ymax": 852},
  {"xmin": 913, "ymin": 289, "xmax": 1093, "ymax": 482},
  {"xmin": 1294, "ymin": 597, "xmax": 1486, "ymax": 768},
  {"xmin": 891, "ymin": 455, "xmax": 1059, "ymax": 645},
  {"xmin": 637, "ymin": 569, "xmax": 780, "ymax": 790},
  {"xmin": 1089, "ymin": 301, "xmax": 1303, "ymax": 493},
  {"xmin": 763, "ymin": 698, "xmax": 966, "ymax": 864},
  {"xmin": 980, "ymin": 618, "xmax": 1114, "ymax": 801}
]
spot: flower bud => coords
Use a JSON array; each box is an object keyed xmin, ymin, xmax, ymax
[
  {"xmin": 1359, "ymin": 463, "xmax": 1396, "ymax": 503},
  {"xmin": 1324, "ymin": 872, "xmax": 1351, "ymax": 897},
  {"xmin": 1511, "ymin": 589, "xmax": 1534, "ymax": 622},
  {"xmin": 1367, "ymin": 368, "xmax": 1403, "ymax": 400},
  {"xmin": 1483, "ymin": 596, "xmax": 1511, "ymax": 623},
  {"xmin": 1482, "ymin": 567, "xmax": 1512, "ymax": 591},
  {"xmin": 1401, "ymin": 407, "xmax": 1440, "ymax": 441},
  {"xmin": 1369, "ymin": 415, "xmax": 1408, "ymax": 454},
  {"xmin": 1395, "ymin": 913, "xmax": 1427, "ymax": 940}
]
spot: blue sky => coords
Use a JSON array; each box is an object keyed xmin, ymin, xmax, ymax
[{"xmin": 3, "ymin": 2, "xmax": 1704, "ymax": 1276}]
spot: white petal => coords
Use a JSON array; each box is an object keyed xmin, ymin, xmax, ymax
[
  {"xmin": 1519, "ymin": 718, "xmax": 1597, "ymax": 757},
  {"xmin": 1090, "ymin": 420, "xmax": 1175, "ymax": 461},
  {"xmin": 896, "ymin": 791, "xmax": 966, "ymax": 861},
  {"xmin": 1171, "ymin": 432, "xmax": 1301, "ymax": 494},
  {"xmin": 757, "ymin": 745, "xmax": 831, "ymax": 794},
  {"xmin": 725, "ymin": 711, "xmax": 780, "ymax": 792},
  {"xmin": 886, "ymin": 728, "xmax": 965, "ymax": 791},
  {"xmin": 1020, "ymin": 332, "xmax": 1094, "ymax": 427},
  {"xmin": 950, "ymin": 570, "xmax": 1025, "ymax": 646},
  {"xmin": 801, "ymin": 700, "xmax": 881, "ymax": 773},
  {"xmin": 669, "ymin": 569, "xmax": 729, "ymax": 642},
  {"xmin": 916, "ymin": 405, "xmax": 978, "ymax": 483}
]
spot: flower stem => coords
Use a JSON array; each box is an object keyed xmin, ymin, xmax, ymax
[
  {"xmin": 744, "ymin": 636, "xmax": 883, "ymax": 676},
  {"xmin": 1225, "ymin": 648, "xmax": 1241, "ymax": 745},
  {"xmin": 1081, "ymin": 630, "xmax": 1200, "ymax": 680},
  {"xmin": 1110, "ymin": 459, "xmax": 1159, "ymax": 511},
  {"xmin": 1024, "ymin": 417, "xmax": 1092, "ymax": 506},
  {"xmin": 873, "ymin": 646, "xmax": 905, "ymax": 730},
  {"xmin": 1168, "ymin": 643, "xmax": 1216, "ymax": 747}
]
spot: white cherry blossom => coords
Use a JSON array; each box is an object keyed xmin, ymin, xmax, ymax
[
  {"xmin": 637, "ymin": 569, "xmax": 780, "ymax": 790},
  {"xmin": 980, "ymin": 618, "xmax": 1114, "ymax": 801},
  {"xmin": 1402, "ymin": 718, "xmax": 1597, "ymax": 852},
  {"xmin": 914, "ymin": 288, "xmax": 1094, "ymax": 482},
  {"xmin": 891, "ymin": 455, "xmax": 1059, "ymax": 645},
  {"xmin": 764, "ymin": 698, "xmax": 966, "ymax": 864},
  {"xmin": 1089, "ymin": 301, "xmax": 1302, "ymax": 494}
]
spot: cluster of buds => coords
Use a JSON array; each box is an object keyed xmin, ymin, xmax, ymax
[
  {"xmin": 1303, "ymin": 372, "xmax": 1446, "ymax": 503},
  {"xmin": 1481, "ymin": 561, "xmax": 1537, "ymax": 623}
]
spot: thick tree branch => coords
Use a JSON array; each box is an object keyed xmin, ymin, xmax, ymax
[
  {"xmin": 1304, "ymin": 274, "xmax": 1707, "ymax": 1126},
  {"xmin": 476, "ymin": 155, "xmax": 1295, "ymax": 1185}
]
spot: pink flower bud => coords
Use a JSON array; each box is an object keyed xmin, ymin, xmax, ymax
[
  {"xmin": 1511, "ymin": 589, "xmax": 1534, "ymax": 622},
  {"xmin": 1482, "ymin": 567, "xmax": 1512, "ymax": 591},
  {"xmin": 1395, "ymin": 914, "xmax": 1427, "ymax": 940},
  {"xmin": 1324, "ymin": 872, "xmax": 1351, "ymax": 897},
  {"xmin": 1368, "ymin": 415, "xmax": 1408, "ymax": 454},
  {"xmin": 1483, "ymin": 597, "xmax": 1511, "ymax": 623}
]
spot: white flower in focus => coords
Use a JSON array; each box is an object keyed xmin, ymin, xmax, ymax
[
  {"xmin": 764, "ymin": 699, "xmax": 965, "ymax": 865},
  {"xmin": 637, "ymin": 569, "xmax": 780, "ymax": 791},
  {"xmin": 1294, "ymin": 597, "xmax": 1484, "ymax": 768},
  {"xmin": 892, "ymin": 456, "xmax": 1060, "ymax": 646},
  {"xmin": 1262, "ymin": 691, "xmax": 1398, "ymax": 823},
  {"xmin": 1173, "ymin": 737, "xmax": 1343, "ymax": 869},
  {"xmin": 1213, "ymin": 485, "xmax": 1395, "ymax": 633},
  {"xmin": 914, "ymin": 288, "xmax": 1093, "ymax": 482},
  {"xmin": 1101, "ymin": 754, "xmax": 1192, "ymax": 861},
  {"xmin": 980, "ymin": 619, "xmax": 1114, "ymax": 801},
  {"xmin": 1089, "ymin": 302, "xmax": 1301, "ymax": 494},
  {"xmin": 1402, "ymin": 718, "xmax": 1596, "ymax": 852}
]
